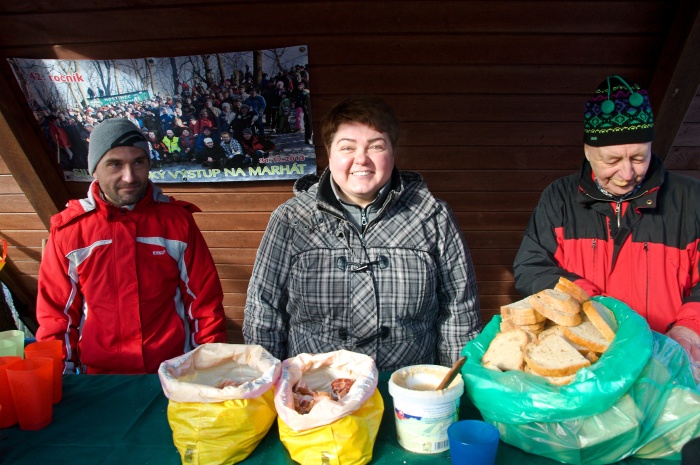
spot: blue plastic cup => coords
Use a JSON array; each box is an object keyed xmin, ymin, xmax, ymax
[{"xmin": 447, "ymin": 420, "xmax": 500, "ymax": 465}]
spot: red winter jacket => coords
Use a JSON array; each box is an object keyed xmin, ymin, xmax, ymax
[
  {"xmin": 36, "ymin": 181, "xmax": 226, "ymax": 374},
  {"xmin": 513, "ymin": 155, "xmax": 700, "ymax": 335}
]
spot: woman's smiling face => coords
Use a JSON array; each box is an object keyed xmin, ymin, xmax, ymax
[{"xmin": 328, "ymin": 122, "xmax": 395, "ymax": 208}]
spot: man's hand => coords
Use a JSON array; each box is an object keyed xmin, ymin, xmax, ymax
[{"xmin": 666, "ymin": 326, "xmax": 700, "ymax": 382}]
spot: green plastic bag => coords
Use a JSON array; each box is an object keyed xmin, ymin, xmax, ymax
[{"xmin": 461, "ymin": 296, "xmax": 700, "ymax": 464}]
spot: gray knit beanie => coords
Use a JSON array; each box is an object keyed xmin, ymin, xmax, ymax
[{"xmin": 88, "ymin": 118, "xmax": 149, "ymax": 174}]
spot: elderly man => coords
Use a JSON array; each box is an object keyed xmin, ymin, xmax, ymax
[
  {"xmin": 36, "ymin": 118, "xmax": 226, "ymax": 374},
  {"xmin": 513, "ymin": 75, "xmax": 700, "ymax": 371},
  {"xmin": 244, "ymin": 96, "xmax": 481, "ymax": 371}
]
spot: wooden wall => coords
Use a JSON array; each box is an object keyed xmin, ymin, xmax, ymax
[{"xmin": 0, "ymin": 0, "xmax": 698, "ymax": 342}]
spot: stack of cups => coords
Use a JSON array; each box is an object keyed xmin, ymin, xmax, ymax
[{"xmin": 0, "ymin": 339, "xmax": 63, "ymax": 430}]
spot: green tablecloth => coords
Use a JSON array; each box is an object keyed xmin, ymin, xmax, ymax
[{"xmin": 0, "ymin": 373, "xmax": 679, "ymax": 465}]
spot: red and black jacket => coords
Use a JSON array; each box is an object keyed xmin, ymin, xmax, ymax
[{"xmin": 513, "ymin": 155, "xmax": 700, "ymax": 335}]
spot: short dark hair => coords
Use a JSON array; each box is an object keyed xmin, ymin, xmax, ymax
[{"xmin": 321, "ymin": 96, "xmax": 399, "ymax": 153}]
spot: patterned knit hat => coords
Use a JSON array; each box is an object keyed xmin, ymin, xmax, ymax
[{"xmin": 583, "ymin": 75, "xmax": 654, "ymax": 147}]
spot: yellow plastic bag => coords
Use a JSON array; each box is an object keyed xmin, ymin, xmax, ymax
[
  {"xmin": 275, "ymin": 350, "xmax": 384, "ymax": 465},
  {"xmin": 158, "ymin": 343, "xmax": 281, "ymax": 465}
]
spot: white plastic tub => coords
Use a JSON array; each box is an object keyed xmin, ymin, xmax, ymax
[{"xmin": 388, "ymin": 364, "xmax": 464, "ymax": 453}]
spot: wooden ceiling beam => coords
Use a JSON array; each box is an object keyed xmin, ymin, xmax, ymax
[{"xmin": 649, "ymin": 0, "xmax": 700, "ymax": 160}]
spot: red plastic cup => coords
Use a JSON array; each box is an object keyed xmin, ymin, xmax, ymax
[
  {"xmin": 6, "ymin": 358, "xmax": 53, "ymax": 430},
  {"xmin": 25, "ymin": 340, "xmax": 63, "ymax": 404},
  {"xmin": 0, "ymin": 356, "xmax": 21, "ymax": 428}
]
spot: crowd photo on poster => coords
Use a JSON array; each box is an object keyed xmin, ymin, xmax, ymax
[{"xmin": 7, "ymin": 46, "xmax": 316, "ymax": 183}]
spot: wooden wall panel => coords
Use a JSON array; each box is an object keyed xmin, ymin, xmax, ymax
[{"xmin": 0, "ymin": 1, "xmax": 697, "ymax": 345}]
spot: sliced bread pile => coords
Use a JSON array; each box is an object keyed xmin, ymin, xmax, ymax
[{"xmin": 483, "ymin": 277, "xmax": 618, "ymax": 385}]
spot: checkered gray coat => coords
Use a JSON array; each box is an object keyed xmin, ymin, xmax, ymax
[{"xmin": 243, "ymin": 169, "xmax": 481, "ymax": 371}]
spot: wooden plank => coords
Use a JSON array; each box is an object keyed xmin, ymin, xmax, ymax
[
  {"xmin": 8, "ymin": 259, "xmax": 39, "ymax": 275},
  {"xmin": 474, "ymin": 265, "xmax": 515, "ymax": 282},
  {"xmin": 665, "ymin": 147, "xmax": 700, "ymax": 170},
  {"xmin": 421, "ymin": 170, "xmax": 574, "ymax": 192},
  {"xmin": 0, "ymin": 2, "xmax": 672, "ymax": 50},
  {"xmin": 476, "ymin": 281, "xmax": 518, "ymax": 296},
  {"xmin": 0, "ymin": 212, "xmax": 45, "ymax": 230},
  {"xmin": 469, "ymin": 249, "xmax": 518, "ymax": 266},
  {"xmin": 396, "ymin": 147, "xmax": 583, "ymax": 171},
  {"xmin": 2, "ymin": 34, "xmax": 662, "ymax": 67},
  {"xmin": 220, "ymin": 279, "xmax": 250, "ymax": 294},
  {"xmin": 0, "ymin": 245, "xmax": 43, "ymax": 262},
  {"xmin": 684, "ymin": 94, "xmax": 700, "ymax": 122},
  {"xmin": 0, "ymin": 194, "xmax": 35, "ymax": 213},
  {"xmin": 671, "ymin": 123, "xmax": 700, "ymax": 146},
  {"xmin": 176, "ymin": 192, "xmax": 294, "ymax": 213},
  {"xmin": 312, "ymin": 66, "xmax": 650, "ymax": 96},
  {"xmin": 194, "ymin": 213, "xmax": 271, "ymax": 231},
  {"xmin": 0, "ymin": 175, "xmax": 23, "ymax": 194},
  {"xmin": 436, "ymin": 192, "xmax": 541, "ymax": 212},
  {"xmin": 209, "ymin": 248, "xmax": 258, "ymax": 264},
  {"xmin": 649, "ymin": 0, "xmax": 700, "ymax": 159},
  {"xmin": 0, "ymin": 230, "xmax": 49, "ymax": 248},
  {"xmin": 316, "ymin": 95, "xmax": 585, "ymax": 124}
]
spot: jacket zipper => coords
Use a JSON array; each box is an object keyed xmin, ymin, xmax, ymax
[
  {"xmin": 360, "ymin": 208, "xmax": 368, "ymax": 243},
  {"xmin": 615, "ymin": 201, "xmax": 622, "ymax": 228},
  {"xmin": 592, "ymin": 238, "xmax": 597, "ymax": 278},
  {"xmin": 644, "ymin": 242, "xmax": 649, "ymax": 321}
]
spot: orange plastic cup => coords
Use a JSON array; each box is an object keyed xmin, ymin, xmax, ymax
[
  {"xmin": 0, "ymin": 356, "xmax": 21, "ymax": 428},
  {"xmin": 24, "ymin": 340, "xmax": 63, "ymax": 404},
  {"xmin": 6, "ymin": 358, "xmax": 53, "ymax": 430}
]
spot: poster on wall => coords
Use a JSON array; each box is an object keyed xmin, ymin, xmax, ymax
[{"xmin": 7, "ymin": 46, "xmax": 316, "ymax": 183}]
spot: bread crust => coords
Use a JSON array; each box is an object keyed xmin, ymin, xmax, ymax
[
  {"xmin": 555, "ymin": 277, "xmax": 590, "ymax": 305},
  {"xmin": 524, "ymin": 365, "xmax": 576, "ymax": 386},
  {"xmin": 501, "ymin": 298, "xmax": 547, "ymax": 325},
  {"xmin": 582, "ymin": 301, "xmax": 617, "ymax": 342},
  {"xmin": 529, "ymin": 293, "xmax": 582, "ymax": 326},
  {"xmin": 562, "ymin": 321, "xmax": 609, "ymax": 353},
  {"xmin": 524, "ymin": 335, "xmax": 591, "ymax": 377}
]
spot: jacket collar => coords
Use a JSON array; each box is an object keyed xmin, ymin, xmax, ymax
[
  {"xmin": 80, "ymin": 180, "xmax": 170, "ymax": 215},
  {"xmin": 577, "ymin": 153, "xmax": 664, "ymax": 208},
  {"xmin": 296, "ymin": 167, "xmax": 403, "ymax": 213}
]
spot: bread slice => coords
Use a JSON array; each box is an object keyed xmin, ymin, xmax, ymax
[
  {"xmin": 525, "ymin": 365, "xmax": 576, "ymax": 386},
  {"xmin": 582, "ymin": 300, "xmax": 618, "ymax": 342},
  {"xmin": 536, "ymin": 325, "xmax": 590, "ymax": 354},
  {"xmin": 524, "ymin": 334, "xmax": 591, "ymax": 377},
  {"xmin": 501, "ymin": 297, "xmax": 547, "ymax": 325},
  {"xmin": 555, "ymin": 277, "xmax": 590, "ymax": 305},
  {"xmin": 562, "ymin": 318, "xmax": 610, "ymax": 353},
  {"xmin": 482, "ymin": 329, "xmax": 530, "ymax": 372},
  {"xmin": 529, "ymin": 291, "xmax": 582, "ymax": 327},
  {"xmin": 535, "ymin": 289, "xmax": 581, "ymax": 315},
  {"xmin": 585, "ymin": 351, "xmax": 600, "ymax": 364},
  {"xmin": 501, "ymin": 316, "xmax": 546, "ymax": 332}
]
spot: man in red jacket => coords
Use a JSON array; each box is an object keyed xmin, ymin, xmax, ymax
[
  {"xmin": 36, "ymin": 118, "xmax": 226, "ymax": 374},
  {"xmin": 513, "ymin": 75, "xmax": 700, "ymax": 376}
]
